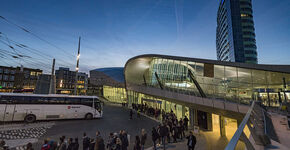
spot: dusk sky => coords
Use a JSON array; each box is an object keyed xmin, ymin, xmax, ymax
[{"xmin": 0, "ymin": 0, "xmax": 289, "ymax": 73}]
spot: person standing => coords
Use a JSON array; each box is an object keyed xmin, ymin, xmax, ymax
[
  {"xmin": 89, "ymin": 139, "xmax": 95, "ymax": 150},
  {"xmin": 183, "ymin": 116, "xmax": 189, "ymax": 131},
  {"xmin": 159, "ymin": 123, "xmax": 168, "ymax": 150},
  {"xmin": 130, "ymin": 109, "xmax": 133, "ymax": 120},
  {"xmin": 95, "ymin": 131, "xmax": 105, "ymax": 150},
  {"xmin": 186, "ymin": 131, "xmax": 196, "ymax": 150},
  {"xmin": 121, "ymin": 130, "xmax": 129, "ymax": 150},
  {"xmin": 151, "ymin": 127, "xmax": 159, "ymax": 150},
  {"xmin": 115, "ymin": 138, "xmax": 122, "ymax": 150},
  {"xmin": 82, "ymin": 133, "xmax": 90, "ymax": 150},
  {"xmin": 73, "ymin": 138, "xmax": 79, "ymax": 150},
  {"xmin": 67, "ymin": 138, "xmax": 74, "ymax": 150},
  {"xmin": 137, "ymin": 109, "xmax": 141, "ymax": 118},
  {"xmin": 106, "ymin": 133, "xmax": 114, "ymax": 150},
  {"xmin": 57, "ymin": 137, "xmax": 66, "ymax": 150},
  {"xmin": 26, "ymin": 143, "xmax": 34, "ymax": 150},
  {"xmin": 133, "ymin": 136, "xmax": 141, "ymax": 150},
  {"xmin": 41, "ymin": 139, "xmax": 50, "ymax": 150},
  {"xmin": 140, "ymin": 129, "xmax": 147, "ymax": 150}
]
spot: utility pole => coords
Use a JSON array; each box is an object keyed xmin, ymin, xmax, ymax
[
  {"xmin": 74, "ymin": 37, "xmax": 81, "ymax": 95},
  {"xmin": 49, "ymin": 58, "xmax": 56, "ymax": 94}
]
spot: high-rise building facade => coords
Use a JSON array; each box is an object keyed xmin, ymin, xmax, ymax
[{"xmin": 216, "ymin": 0, "xmax": 258, "ymax": 64}]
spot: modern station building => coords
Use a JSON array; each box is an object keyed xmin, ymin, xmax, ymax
[
  {"xmin": 216, "ymin": 0, "xmax": 258, "ymax": 63},
  {"xmin": 124, "ymin": 54, "xmax": 290, "ymax": 138}
]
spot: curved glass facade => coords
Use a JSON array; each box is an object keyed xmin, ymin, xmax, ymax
[
  {"xmin": 216, "ymin": 0, "xmax": 257, "ymax": 64},
  {"xmin": 125, "ymin": 56, "xmax": 290, "ymax": 107}
]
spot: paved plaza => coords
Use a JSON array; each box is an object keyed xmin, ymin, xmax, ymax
[{"xmin": 30, "ymin": 103, "xmax": 159, "ymax": 149}]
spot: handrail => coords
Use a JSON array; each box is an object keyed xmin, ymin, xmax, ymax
[{"xmin": 224, "ymin": 101, "xmax": 255, "ymax": 150}]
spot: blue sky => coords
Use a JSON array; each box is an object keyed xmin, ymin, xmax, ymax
[{"xmin": 0, "ymin": 0, "xmax": 289, "ymax": 73}]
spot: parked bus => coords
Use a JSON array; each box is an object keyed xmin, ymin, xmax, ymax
[{"xmin": 0, "ymin": 93, "xmax": 103, "ymax": 123}]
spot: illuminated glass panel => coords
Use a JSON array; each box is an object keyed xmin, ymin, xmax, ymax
[
  {"xmin": 252, "ymin": 70, "xmax": 266, "ymax": 84},
  {"xmin": 196, "ymin": 63, "xmax": 204, "ymax": 76},
  {"xmin": 214, "ymin": 65, "xmax": 224, "ymax": 79},
  {"xmin": 238, "ymin": 68, "xmax": 252, "ymax": 83}
]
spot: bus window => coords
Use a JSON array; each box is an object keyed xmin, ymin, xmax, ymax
[
  {"xmin": 81, "ymin": 98, "xmax": 93, "ymax": 107},
  {"xmin": 66, "ymin": 98, "xmax": 81, "ymax": 104},
  {"xmin": 48, "ymin": 97, "xmax": 65, "ymax": 104}
]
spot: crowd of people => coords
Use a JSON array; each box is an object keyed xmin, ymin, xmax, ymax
[
  {"xmin": 131, "ymin": 103, "xmax": 161, "ymax": 119},
  {"xmin": 1, "ymin": 104, "xmax": 196, "ymax": 150},
  {"xmin": 0, "ymin": 129, "xmax": 149, "ymax": 150},
  {"xmin": 130, "ymin": 103, "xmax": 197, "ymax": 150},
  {"xmin": 149, "ymin": 111, "xmax": 196, "ymax": 150}
]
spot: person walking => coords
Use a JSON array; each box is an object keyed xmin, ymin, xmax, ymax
[
  {"xmin": 186, "ymin": 131, "xmax": 196, "ymax": 150},
  {"xmin": 83, "ymin": 133, "xmax": 90, "ymax": 150},
  {"xmin": 140, "ymin": 129, "xmax": 147, "ymax": 150},
  {"xmin": 151, "ymin": 127, "xmax": 159, "ymax": 150},
  {"xmin": 95, "ymin": 131, "xmax": 105, "ymax": 150},
  {"xmin": 133, "ymin": 136, "xmax": 141, "ymax": 150}
]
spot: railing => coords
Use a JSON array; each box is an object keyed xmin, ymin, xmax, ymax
[{"xmin": 225, "ymin": 101, "xmax": 271, "ymax": 150}]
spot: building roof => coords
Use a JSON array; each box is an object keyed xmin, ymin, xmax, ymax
[
  {"xmin": 93, "ymin": 67, "xmax": 125, "ymax": 83},
  {"xmin": 125, "ymin": 54, "xmax": 290, "ymax": 74}
]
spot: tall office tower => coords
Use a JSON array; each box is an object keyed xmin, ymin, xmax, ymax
[{"xmin": 216, "ymin": 0, "xmax": 258, "ymax": 64}]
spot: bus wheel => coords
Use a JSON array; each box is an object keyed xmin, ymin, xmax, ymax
[
  {"xmin": 24, "ymin": 114, "xmax": 36, "ymax": 123},
  {"xmin": 85, "ymin": 113, "xmax": 93, "ymax": 120}
]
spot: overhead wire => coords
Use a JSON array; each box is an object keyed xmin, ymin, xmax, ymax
[
  {"xmin": 0, "ymin": 15, "xmax": 76, "ymax": 59},
  {"xmin": 0, "ymin": 16, "xmax": 97, "ymax": 72}
]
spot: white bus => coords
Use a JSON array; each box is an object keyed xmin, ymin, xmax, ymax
[{"xmin": 0, "ymin": 93, "xmax": 103, "ymax": 123}]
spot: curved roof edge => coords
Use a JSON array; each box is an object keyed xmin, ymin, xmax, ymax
[{"xmin": 125, "ymin": 54, "xmax": 290, "ymax": 73}]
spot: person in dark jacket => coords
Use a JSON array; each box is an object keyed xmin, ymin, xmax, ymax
[
  {"xmin": 89, "ymin": 139, "xmax": 95, "ymax": 150},
  {"xmin": 83, "ymin": 133, "xmax": 90, "ymax": 150},
  {"xmin": 159, "ymin": 123, "xmax": 168, "ymax": 150},
  {"xmin": 120, "ymin": 130, "xmax": 129, "ymax": 150},
  {"xmin": 186, "ymin": 131, "xmax": 196, "ymax": 150},
  {"xmin": 151, "ymin": 127, "xmax": 159, "ymax": 150},
  {"xmin": 58, "ymin": 137, "xmax": 66, "ymax": 150},
  {"xmin": 106, "ymin": 133, "xmax": 114, "ymax": 150},
  {"xmin": 183, "ymin": 116, "xmax": 189, "ymax": 131},
  {"xmin": 130, "ymin": 109, "xmax": 133, "ymax": 120},
  {"xmin": 115, "ymin": 138, "xmax": 122, "ymax": 150},
  {"xmin": 94, "ymin": 131, "xmax": 105, "ymax": 150},
  {"xmin": 67, "ymin": 138, "xmax": 74, "ymax": 150},
  {"xmin": 73, "ymin": 138, "xmax": 79, "ymax": 150},
  {"xmin": 172, "ymin": 125, "xmax": 178, "ymax": 143},
  {"xmin": 133, "ymin": 136, "xmax": 141, "ymax": 150},
  {"xmin": 26, "ymin": 142, "xmax": 34, "ymax": 150},
  {"xmin": 140, "ymin": 129, "xmax": 147, "ymax": 150}
]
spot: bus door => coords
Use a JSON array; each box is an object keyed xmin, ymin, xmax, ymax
[{"xmin": 2, "ymin": 104, "xmax": 16, "ymax": 122}]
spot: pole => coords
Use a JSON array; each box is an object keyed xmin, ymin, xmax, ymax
[
  {"xmin": 49, "ymin": 58, "xmax": 55, "ymax": 94},
  {"xmin": 74, "ymin": 37, "xmax": 81, "ymax": 95}
]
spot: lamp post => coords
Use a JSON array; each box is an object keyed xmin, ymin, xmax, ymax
[{"xmin": 74, "ymin": 37, "xmax": 81, "ymax": 95}]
